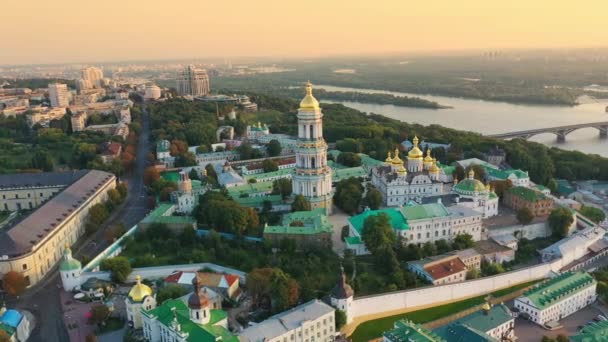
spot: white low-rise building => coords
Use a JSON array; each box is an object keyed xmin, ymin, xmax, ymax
[
  {"xmin": 540, "ymin": 226, "xmax": 605, "ymax": 265},
  {"xmin": 514, "ymin": 271, "xmax": 597, "ymax": 326},
  {"xmin": 238, "ymin": 299, "xmax": 335, "ymax": 342}
]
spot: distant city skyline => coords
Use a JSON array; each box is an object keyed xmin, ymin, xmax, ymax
[{"xmin": 2, "ymin": 0, "xmax": 608, "ymax": 65}]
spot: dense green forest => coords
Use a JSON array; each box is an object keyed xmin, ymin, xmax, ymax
[
  {"xmin": 204, "ymin": 55, "xmax": 599, "ymax": 105},
  {"xmin": 0, "ymin": 106, "xmax": 142, "ymax": 174}
]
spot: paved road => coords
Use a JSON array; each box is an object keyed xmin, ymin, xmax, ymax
[{"xmin": 6, "ymin": 105, "xmax": 151, "ymax": 342}]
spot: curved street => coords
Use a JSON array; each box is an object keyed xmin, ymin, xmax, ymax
[{"xmin": 5, "ymin": 104, "xmax": 150, "ymax": 342}]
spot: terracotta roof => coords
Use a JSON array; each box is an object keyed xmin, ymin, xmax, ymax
[
  {"xmin": 164, "ymin": 271, "xmax": 183, "ymax": 283},
  {"xmin": 424, "ymin": 257, "xmax": 466, "ymax": 281},
  {"xmin": 101, "ymin": 142, "xmax": 122, "ymax": 156},
  {"xmin": 224, "ymin": 274, "xmax": 239, "ymax": 287}
]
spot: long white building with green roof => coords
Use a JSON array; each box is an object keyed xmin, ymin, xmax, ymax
[
  {"xmin": 514, "ymin": 271, "xmax": 597, "ymax": 326},
  {"xmin": 346, "ymin": 202, "xmax": 483, "ymax": 255}
]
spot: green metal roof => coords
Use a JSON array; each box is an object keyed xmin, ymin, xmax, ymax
[
  {"xmin": 434, "ymin": 324, "xmax": 497, "ymax": 342},
  {"xmin": 143, "ymin": 299, "xmax": 237, "ymax": 342},
  {"xmin": 522, "ymin": 271, "xmax": 596, "ymax": 310},
  {"xmin": 506, "ymin": 186, "xmax": 547, "ymax": 202},
  {"xmin": 358, "ymin": 153, "xmax": 384, "ymax": 168},
  {"xmin": 401, "ymin": 203, "xmax": 450, "ymax": 221},
  {"xmin": 556, "ymin": 179, "xmax": 576, "ymax": 196},
  {"xmin": 244, "ymin": 167, "xmax": 294, "ymax": 181},
  {"xmin": 59, "ymin": 252, "xmax": 82, "ymax": 271},
  {"xmin": 264, "ymin": 208, "xmax": 333, "ymax": 235},
  {"xmin": 438, "ymin": 163, "xmax": 455, "ymax": 175},
  {"xmin": 161, "ymin": 171, "xmax": 179, "ymax": 183},
  {"xmin": 454, "ymin": 178, "xmax": 486, "ymax": 193},
  {"xmin": 227, "ymin": 181, "xmax": 273, "ymax": 197},
  {"xmin": 332, "ymin": 167, "xmax": 367, "ymax": 182},
  {"xmin": 484, "ymin": 166, "xmax": 529, "ymax": 180},
  {"xmin": 232, "ymin": 194, "xmax": 284, "ymax": 208},
  {"xmin": 348, "ymin": 208, "xmax": 408, "ymax": 235},
  {"xmin": 384, "ymin": 320, "xmax": 446, "ymax": 342},
  {"xmin": 440, "ymin": 304, "xmax": 512, "ymax": 336},
  {"xmin": 571, "ymin": 321, "xmax": 608, "ymax": 342},
  {"xmin": 141, "ymin": 203, "xmax": 196, "ymax": 225}
]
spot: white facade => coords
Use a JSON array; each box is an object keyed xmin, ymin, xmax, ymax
[
  {"xmin": 239, "ymin": 300, "xmax": 335, "ymax": 342},
  {"xmin": 291, "ymin": 82, "xmax": 333, "ymax": 214},
  {"xmin": 48, "ymin": 83, "xmax": 69, "ymax": 107},
  {"xmin": 514, "ymin": 272, "xmax": 597, "ymax": 326},
  {"xmin": 401, "ymin": 207, "xmax": 483, "ymax": 246},
  {"xmin": 372, "ymin": 144, "xmax": 445, "ymax": 207}
]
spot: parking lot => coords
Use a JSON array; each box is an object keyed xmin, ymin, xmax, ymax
[{"xmin": 513, "ymin": 302, "xmax": 608, "ymax": 341}]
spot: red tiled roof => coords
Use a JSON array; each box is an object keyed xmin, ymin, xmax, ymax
[
  {"xmin": 102, "ymin": 142, "xmax": 122, "ymax": 156},
  {"xmin": 164, "ymin": 271, "xmax": 183, "ymax": 283},
  {"xmin": 424, "ymin": 257, "xmax": 466, "ymax": 281},
  {"xmin": 224, "ymin": 274, "xmax": 239, "ymax": 286}
]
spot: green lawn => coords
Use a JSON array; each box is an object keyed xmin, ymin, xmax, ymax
[{"xmin": 350, "ymin": 279, "xmax": 543, "ymax": 342}]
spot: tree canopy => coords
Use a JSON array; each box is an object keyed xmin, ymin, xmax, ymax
[
  {"xmin": 361, "ymin": 213, "xmax": 395, "ymax": 254},
  {"xmin": 291, "ymin": 195, "xmax": 311, "ymax": 212},
  {"xmin": 548, "ymin": 208, "xmax": 574, "ymax": 238}
]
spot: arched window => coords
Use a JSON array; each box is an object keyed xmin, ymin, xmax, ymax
[
  {"xmin": 310, "ymin": 125, "xmax": 314, "ymax": 139},
  {"xmin": 311, "ymin": 157, "xmax": 316, "ymax": 168}
]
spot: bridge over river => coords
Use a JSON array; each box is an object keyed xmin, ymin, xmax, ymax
[{"xmin": 487, "ymin": 121, "xmax": 608, "ymax": 142}]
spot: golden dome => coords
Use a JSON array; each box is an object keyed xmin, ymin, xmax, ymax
[
  {"xmin": 128, "ymin": 275, "xmax": 153, "ymax": 302},
  {"xmin": 429, "ymin": 158, "xmax": 440, "ymax": 173},
  {"xmin": 424, "ymin": 149, "xmax": 433, "ymax": 163},
  {"xmin": 408, "ymin": 136, "xmax": 423, "ymax": 159},
  {"xmin": 397, "ymin": 165, "xmax": 407, "ymax": 175},
  {"xmin": 391, "ymin": 147, "xmax": 403, "ymax": 165},
  {"xmin": 468, "ymin": 169, "xmax": 475, "ymax": 179},
  {"xmin": 299, "ymin": 81, "xmax": 320, "ymax": 111},
  {"xmin": 385, "ymin": 151, "xmax": 393, "ymax": 163},
  {"xmin": 482, "ymin": 302, "xmax": 491, "ymax": 311}
]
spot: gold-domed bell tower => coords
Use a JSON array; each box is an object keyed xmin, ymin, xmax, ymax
[{"xmin": 292, "ymin": 81, "xmax": 333, "ymax": 214}]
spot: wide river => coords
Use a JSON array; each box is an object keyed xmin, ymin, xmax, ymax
[{"xmin": 317, "ymin": 84, "xmax": 608, "ymax": 157}]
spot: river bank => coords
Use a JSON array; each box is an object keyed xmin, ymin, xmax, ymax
[{"xmin": 316, "ymin": 84, "xmax": 608, "ymax": 157}]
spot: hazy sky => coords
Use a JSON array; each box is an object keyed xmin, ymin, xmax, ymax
[{"xmin": 2, "ymin": 0, "xmax": 608, "ymax": 65}]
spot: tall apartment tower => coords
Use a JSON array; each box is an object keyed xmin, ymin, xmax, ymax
[
  {"xmin": 176, "ymin": 65, "xmax": 210, "ymax": 97},
  {"xmin": 81, "ymin": 66, "xmax": 104, "ymax": 89},
  {"xmin": 291, "ymin": 82, "xmax": 333, "ymax": 214},
  {"xmin": 48, "ymin": 83, "xmax": 69, "ymax": 107}
]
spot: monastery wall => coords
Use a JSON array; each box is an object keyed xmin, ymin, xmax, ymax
[
  {"xmin": 487, "ymin": 221, "xmax": 551, "ymax": 240},
  {"xmin": 351, "ymin": 260, "xmax": 563, "ymax": 319}
]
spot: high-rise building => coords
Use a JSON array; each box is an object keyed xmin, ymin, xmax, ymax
[
  {"xmin": 176, "ymin": 65, "xmax": 210, "ymax": 97},
  {"xmin": 47, "ymin": 83, "xmax": 69, "ymax": 107},
  {"xmin": 81, "ymin": 66, "xmax": 104, "ymax": 89},
  {"xmin": 291, "ymin": 82, "xmax": 333, "ymax": 214}
]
